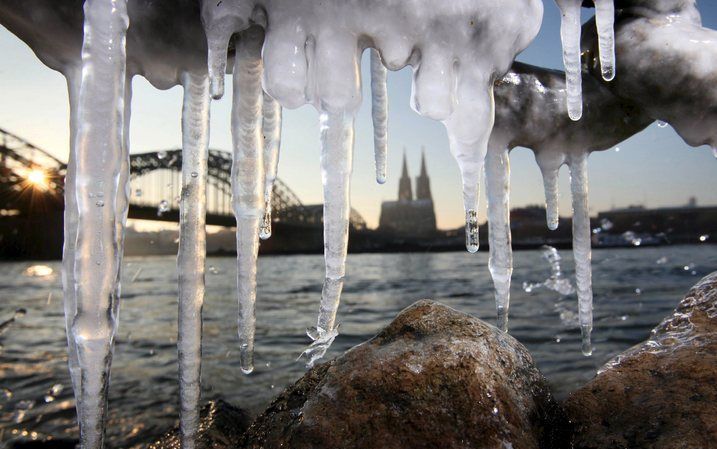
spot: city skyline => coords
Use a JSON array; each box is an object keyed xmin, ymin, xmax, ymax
[{"xmin": 0, "ymin": 2, "xmax": 716, "ymax": 230}]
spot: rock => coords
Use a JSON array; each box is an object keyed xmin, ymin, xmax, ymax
[
  {"xmin": 564, "ymin": 272, "xmax": 717, "ymax": 449},
  {"xmin": 241, "ymin": 300, "xmax": 569, "ymax": 449},
  {"xmin": 148, "ymin": 399, "xmax": 250, "ymax": 449}
]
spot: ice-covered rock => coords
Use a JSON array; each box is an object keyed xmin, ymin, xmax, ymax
[
  {"xmin": 241, "ymin": 300, "xmax": 569, "ymax": 449},
  {"xmin": 564, "ymin": 271, "xmax": 717, "ymax": 449},
  {"xmin": 582, "ymin": 0, "xmax": 717, "ymax": 150}
]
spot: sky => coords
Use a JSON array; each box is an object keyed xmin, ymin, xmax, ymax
[{"xmin": 0, "ymin": 2, "xmax": 716, "ymax": 230}]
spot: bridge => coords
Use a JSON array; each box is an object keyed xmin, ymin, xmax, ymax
[{"xmin": 0, "ymin": 127, "xmax": 366, "ymax": 258}]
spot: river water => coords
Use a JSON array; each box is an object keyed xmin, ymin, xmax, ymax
[{"xmin": 1, "ymin": 245, "xmax": 716, "ymax": 447}]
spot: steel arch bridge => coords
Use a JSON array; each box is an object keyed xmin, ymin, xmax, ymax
[
  {"xmin": 0, "ymin": 126, "xmax": 366, "ymax": 230},
  {"xmin": 128, "ymin": 149, "xmax": 367, "ymax": 229}
]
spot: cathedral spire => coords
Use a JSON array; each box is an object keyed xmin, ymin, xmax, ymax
[
  {"xmin": 419, "ymin": 146, "xmax": 428, "ymax": 177},
  {"xmin": 398, "ymin": 148, "xmax": 413, "ymax": 201},
  {"xmin": 415, "ymin": 146, "xmax": 433, "ymax": 201}
]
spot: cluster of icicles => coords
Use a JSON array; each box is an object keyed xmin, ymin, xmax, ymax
[{"xmin": 59, "ymin": 0, "xmax": 618, "ymax": 447}]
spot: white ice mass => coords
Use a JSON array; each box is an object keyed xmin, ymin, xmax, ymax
[{"xmin": 1, "ymin": 0, "xmax": 716, "ymax": 447}]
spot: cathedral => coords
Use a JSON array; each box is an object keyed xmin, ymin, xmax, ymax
[{"xmin": 378, "ymin": 149, "xmax": 437, "ymax": 236}]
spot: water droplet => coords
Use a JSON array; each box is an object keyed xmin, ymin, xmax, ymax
[
  {"xmin": 259, "ymin": 210, "xmax": 272, "ymax": 240},
  {"xmin": 634, "ymin": 288, "xmax": 642, "ymax": 295},
  {"xmin": 599, "ymin": 218, "xmax": 613, "ymax": 231},
  {"xmin": 657, "ymin": 120, "xmax": 668, "ymax": 128},
  {"xmin": 1, "ymin": 387, "xmax": 13, "ymax": 400},
  {"xmin": 157, "ymin": 200, "xmax": 170, "ymax": 216}
]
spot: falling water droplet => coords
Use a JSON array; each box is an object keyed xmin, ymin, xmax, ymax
[
  {"xmin": 259, "ymin": 209, "xmax": 272, "ymax": 240},
  {"xmin": 465, "ymin": 209, "xmax": 479, "ymax": 253}
]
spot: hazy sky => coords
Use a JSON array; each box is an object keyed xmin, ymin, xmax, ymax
[{"xmin": 1, "ymin": 2, "xmax": 716, "ymax": 230}]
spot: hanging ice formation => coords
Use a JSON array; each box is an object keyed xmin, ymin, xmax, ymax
[
  {"xmin": 555, "ymin": 0, "xmax": 615, "ymax": 120},
  {"xmin": 487, "ymin": 59, "xmax": 651, "ymax": 342},
  {"xmin": 370, "ymin": 49, "xmax": 389, "ymax": 184},
  {"xmin": 176, "ymin": 72, "xmax": 211, "ymax": 449},
  {"xmin": 69, "ymin": 1, "xmax": 130, "ymax": 448},
  {"xmin": 200, "ymin": 0, "xmax": 543, "ymax": 367},
  {"xmin": 0, "ymin": 0, "xmax": 660, "ymax": 447}
]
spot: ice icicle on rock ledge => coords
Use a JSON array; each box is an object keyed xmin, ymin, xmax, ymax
[
  {"xmin": 230, "ymin": 27, "xmax": 266, "ymax": 375},
  {"xmin": 71, "ymin": 1, "xmax": 130, "ymax": 448},
  {"xmin": 370, "ymin": 49, "xmax": 389, "ymax": 185},
  {"xmin": 555, "ymin": 0, "xmax": 616, "ymax": 120},
  {"xmin": 486, "ymin": 56, "xmax": 653, "ymax": 338},
  {"xmin": 177, "ymin": 71, "xmax": 211, "ymax": 449},
  {"xmin": 198, "ymin": 0, "xmax": 543, "ymax": 364}
]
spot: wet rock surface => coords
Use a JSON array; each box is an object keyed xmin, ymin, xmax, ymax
[
  {"xmin": 240, "ymin": 300, "xmax": 568, "ymax": 449},
  {"xmin": 564, "ymin": 272, "xmax": 717, "ymax": 449},
  {"xmin": 148, "ymin": 400, "xmax": 250, "ymax": 449}
]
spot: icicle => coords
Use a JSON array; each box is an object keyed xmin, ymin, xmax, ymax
[
  {"xmin": 231, "ymin": 29, "xmax": 265, "ymax": 375},
  {"xmin": 260, "ymin": 93, "xmax": 282, "ymax": 240},
  {"xmin": 177, "ymin": 72, "xmax": 210, "ymax": 449},
  {"xmin": 370, "ymin": 49, "xmax": 388, "ymax": 184},
  {"xmin": 70, "ymin": 0, "xmax": 129, "ymax": 447},
  {"xmin": 542, "ymin": 167, "xmax": 561, "ymax": 230},
  {"xmin": 594, "ymin": 0, "xmax": 616, "ymax": 81},
  {"xmin": 485, "ymin": 147, "xmax": 513, "ymax": 332},
  {"xmin": 568, "ymin": 151, "xmax": 593, "ymax": 356},
  {"xmin": 62, "ymin": 67, "xmax": 81, "ymax": 413},
  {"xmin": 555, "ymin": 0, "xmax": 583, "ymax": 121},
  {"xmin": 303, "ymin": 110, "xmax": 355, "ymax": 367}
]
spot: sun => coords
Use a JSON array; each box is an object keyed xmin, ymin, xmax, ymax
[{"xmin": 26, "ymin": 168, "xmax": 49, "ymax": 190}]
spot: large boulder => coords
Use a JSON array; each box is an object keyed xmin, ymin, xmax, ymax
[
  {"xmin": 241, "ymin": 300, "xmax": 568, "ymax": 449},
  {"xmin": 148, "ymin": 400, "xmax": 250, "ymax": 449},
  {"xmin": 564, "ymin": 272, "xmax": 717, "ymax": 449}
]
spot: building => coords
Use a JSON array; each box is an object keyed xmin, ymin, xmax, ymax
[{"xmin": 378, "ymin": 149, "xmax": 437, "ymax": 236}]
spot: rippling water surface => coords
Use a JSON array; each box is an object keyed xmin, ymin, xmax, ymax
[{"xmin": 1, "ymin": 245, "xmax": 716, "ymax": 446}]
